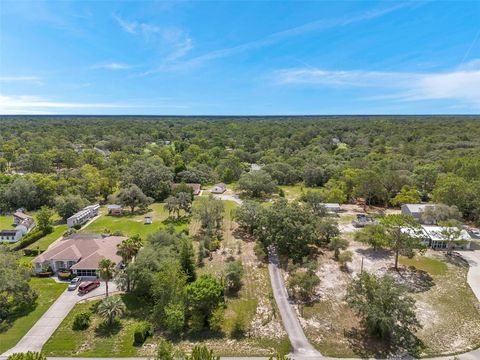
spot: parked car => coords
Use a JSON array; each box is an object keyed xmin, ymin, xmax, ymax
[
  {"xmin": 78, "ymin": 279, "xmax": 100, "ymax": 295},
  {"xmin": 67, "ymin": 277, "xmax": 82, "ymax": 291},
  {"xmin": 352, "ymin": 214, "xmax": 379, "ymax": 228}
]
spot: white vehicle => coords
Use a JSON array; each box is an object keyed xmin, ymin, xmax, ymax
[{"xmin": 67, "ymin": 277, "xmax": 82, "ymax": 291}]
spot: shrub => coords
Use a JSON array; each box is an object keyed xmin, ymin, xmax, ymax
[
  {"xmin": 72, "ymin": 312, "xmax": 91, "ymax": 330},
  {"xmin": 133, "ymin": 321, "xmax": 153, "ymax": 345},
  {"xmin": 7, "ymin": 352, "xmax": 47, "ymax": 360},
  {"xmin": 58, "ymin": 269, "xmax": 73, "ymax": 281},
  {"xmin": 156, "ymin": 338, "xmax": 175, "ymax": 360},
  {"xmin": 224, "ymin": 260, "xmax": 244, "ymax": 294},
  {"xmin": 73, "ymin": 224, "xmax": 82, "ymax": 230},
  {"xmin": 208, "ymin": 306, "xmax": 225, "ymax": 333},
  {"xmin": 254, "ymin": 241, "xmax": 267, "ymax": 262},
  {"xmin": 23, "ymin": 248, "xmax": 41, "ymax": 256},
  {"xmin": 13, "ymin": 229, "xmax": 49, "ymax": 251},
  {"xmin": 164, "ymin": 303, "xmax": 185, "ymax": 335}
]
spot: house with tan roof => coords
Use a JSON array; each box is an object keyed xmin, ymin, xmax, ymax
[{"xmin": 33, "ymin": 235, "xmax": 127, "ymax": 277}]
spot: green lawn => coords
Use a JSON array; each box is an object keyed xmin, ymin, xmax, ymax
[
  {"xmin": 0, "ymin": 214, "xmax": 14, "ymax": 230},
  {"xmin": 0, "ymin": 278, "xmax": 67, "ymax": 354},
  {"xmin": 278, "ymin": 184, "xmax": 317, "ymax": 200},
  {"xmin": 43, "ymin": 294, "xmax": 149, "ymax": 357},
  {"xmin": 81, "ymin": 203, "xmax": 188, "ymax": 238},
  {"xmin": 399, "ymin": 255, "xmax": 448, "ymax": 276},
  {"xmin": 26, "ymin": 224, "xmax": 68, "ymax": 252}
]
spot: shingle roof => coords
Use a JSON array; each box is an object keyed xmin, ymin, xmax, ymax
[
  {"xmin": 402, "ymin": 204, "xmax": 438, "ymax": 213},
  {"xmin": 13, "ymin": 212, "xmax": 32, "ymax": 220},
  {"xmin": 35, "ymin": 235, "xmax": 126, "ymax": 270}
]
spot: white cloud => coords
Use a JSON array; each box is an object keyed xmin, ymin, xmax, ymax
[
  {"xmin": 0, "ymin": 94, "xmax": 189, "ymax": 114},
  {"xmin": 274, "ymin": 60, "xmax": 480, "ymax": 108},
  {"xmin": 91, "ymin": 63, "xmax": 133, "ymax": 70},
  {"xmin": 114, "ymin": 14, "xmax": 192, "ymax": 61},
  {"xmin": 0, "ymin": 76, "xmax": 41, "ymax": 81}
]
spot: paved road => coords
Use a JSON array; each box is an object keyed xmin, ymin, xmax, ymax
[
  {"xmin": 268, "ymin": 248, "xmax": 322, "ymax": 359},
  {"xmin": 1, "ymin": 282, "xmax": 116, "ymax": 356},
  {"xmin": 459, "ymin": 250, "xmax": 480, "ymax": 302}
]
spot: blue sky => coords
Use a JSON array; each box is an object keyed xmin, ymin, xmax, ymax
[{"xmin": 0, "ymin": 1, "xmax": 479, "ymax": 115}]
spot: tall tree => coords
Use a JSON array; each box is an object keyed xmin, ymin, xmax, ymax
[
  {"xmin": 98, "ymin": 259, "xmax": 116, "ymax": 297},
  {"xmin": 117, "ymin": 184, "xmax": 153, "ymax": 213},
  {"xmin": 36, "ymin": 206, "xmax": 54, "ymax": 233},
  {"xmin": 97, "ymin": 296, "xmax": 126, "ymax": 326}
]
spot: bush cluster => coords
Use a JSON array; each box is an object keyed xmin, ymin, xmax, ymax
[{"xmin": 133, "ymin": 321, "xmax": 153, "ymax": 345}]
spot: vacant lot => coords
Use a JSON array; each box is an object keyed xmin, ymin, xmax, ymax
[
  {"xmin": 0, "ymin": 278, "xmax": 66, "ymax": 354},
  {"xmin": 299, "ymin": 247, "xmax": 480, "ymax": 357}
]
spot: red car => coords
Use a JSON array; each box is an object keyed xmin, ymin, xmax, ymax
[{"xmin": 78, "ymin": 279, "xmax": 100, "ymax": 295}]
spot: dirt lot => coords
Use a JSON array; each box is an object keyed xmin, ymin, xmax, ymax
[{"xmin": 297, "ymin": 241, "xmax": 480, "ymax": 357}]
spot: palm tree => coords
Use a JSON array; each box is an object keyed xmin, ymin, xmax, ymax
[
  {"xmin": 98, "ymin": 258, "xmax": 116, "ymax": 297},
  {"xmin": 97, "ymin": 296, "xmax": 126, "ymax": 326},
  {"xmin": 117, "ymin": 235, "xmax": 143, "ymax": 264}
]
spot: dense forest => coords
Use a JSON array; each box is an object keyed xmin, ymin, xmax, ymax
[{"xmin": 0, "ymin": 116, "xmax": 479, "ymax": 223}]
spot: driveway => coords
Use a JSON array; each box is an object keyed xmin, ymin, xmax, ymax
[
  {"xmin": 1, "ymin": 281, "xmax": 116, "ymax": 356},
  {"xmin": 268, "ymin": 248, "xmax": 322, "ymax": 359},
  {"xmin": 459, "ymin": 250, "xmax": 480, "ymax": 301}
]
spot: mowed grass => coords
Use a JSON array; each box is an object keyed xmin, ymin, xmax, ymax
[
  {"xmin": 278, "ymin": 184, "xmax": 317, "ymax": 200},
  {"xmin": 0, "ymin": 278, "xmax": 67, "ymax": 354},
  {"xmin": 0, "ymin": 215, "xmax": 14, "ymax": 230},
  {"xmin": 26, "ymin": 224, "xmax": 68, "ymax": 252},
  {"xmin": 81, "ymin": 203, "xmax": 187, "ymax": 238},
  {"xmin": 399, "ymin": 255, "xmax": 448, "ymax": 276},
  {"xmin": 43, "ymin": 294, "xmax": 149, "ymax": 357}
]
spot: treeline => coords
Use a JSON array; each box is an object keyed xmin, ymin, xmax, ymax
[{"xmin": 0, "ymin": 116, "xmax": 479, "ymax": 222}]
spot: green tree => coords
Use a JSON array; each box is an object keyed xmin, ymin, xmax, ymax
[
  {"xmin": 224, "ymin": 260, "xmax": 244, "ymax": 294},
  {"xmin": 117, "ymin": 235, "xmax": 143, "ymax": 264},
  {"xmin": 381, "ymin": 214, "xmax": 424, "ymax": 270},
  {"xmin": 346, "ymin": 272, "xmax": 420, "ymax": 347},
  {"xmin": 391, "ymin": 185, "xmax": 421, "ymax": 206},
  {"xmin": 232, "ymin": 201, "xmax": 262, "ymax": 235},
  {"xmin": 180, "ymin": 237, "xmax": 196, "ymax": 282},
  {"xmin": 36, "ymin": 206, "xmax": 54, "ymax": 233},
  {"xmin": 98, "ymin": 258, "xmax": 116, "ymax": 297},
  {"xmin": 354, "ymin": 224, "xmax": 388, "ymax": 251},
  {"xmin": 438, "ymin": 220, "xmax": 464, "ymax": 255},
  {"xmin": 165, "ymin": 196, "xmax": 179, "ymax": 218},
  {"xmin": 338, "ymin": 250, "xmax": 353, "ymax": 271},
  {"xmin": 287, "ymin": 269, "xmax": 320, "ymax": 302},
  {"xmin": 238, "ymin": 170, "xmax": 278, "ymax": 198},
  {"xmin": 97, "ymin": 296, "xmax": 126, "ymax": 326},
  {"xmin": 164, "ymin": 302, "xmax": 185, "ymax": 335},
  {"xmin": 185, "ymin": 346, "xmax": 220, "ymax": 360},
  {"xmin": 193, "ymin": 196, "xmax": 224, "ymax": 232},
  {"xmin": 155, "ymin": 338, "xmax": 176, "ymax": 360},
  {"xmin": 329, "ymin": 237, "xmax": 349, "ymax": 260},
  {"xmin": 421, "ymin": 204, "xmax": 462, "ymax": 224},
  {"xmin": 54, "ymin": 194, "xmax": 88, "ymax": 221},
  {"xmin": 117, "ymin": 184, "xmax": 153, "ymax": 213},
  {"xmin": 187, "ymin": 275, "xmax": 224, "ymax": 330}
]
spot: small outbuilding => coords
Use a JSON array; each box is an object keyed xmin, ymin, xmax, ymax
[
  {"xmin": 107, "ymin": 204, "xmax": 123, "ymax": 216},
  {"xmin": 144, "ymin": 216, "xmax": 153, "ymax": 225},
  {"xmin": 401, "ymin": 204, "xmax": 438, "ymax": 224},
  {"xmin": 320, "ymin": 203, "xmax": 341, "ymax": 213},
  {"xmin": 211, "ymin": 183, "xmax": 227, "ymax": 194}
]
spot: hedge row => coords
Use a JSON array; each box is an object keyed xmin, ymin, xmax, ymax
[{"xmin": 13, "ymin": 229, "xmax": 51, "ymax": 251}]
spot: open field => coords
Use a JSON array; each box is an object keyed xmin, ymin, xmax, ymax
[
  {"xmin": 278, "ymin": 185, "xmax": 317, "ymax": 201},
  {"xmin": 0, "ymin": 278, "xmax": 67, "ymax": 354},
  {"xmin": 299, "ymin": 249, "xmax": 480, "ymax": 357},
  {"xmin": 81, "ymin": 203, "xmax": 188, "ymax": 238}
]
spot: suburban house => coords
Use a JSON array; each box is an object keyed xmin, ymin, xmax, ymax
[
  {"xmin": 67, "ymin": 204, "xmax": 100, "ymax": 228},
  {"xmin": 107, "ymin": 204, "xmax": 123, "ymax": 216},
  {"xmin": 33, "ymin": 234, "xmax": 127, "ymax": 277},
  {"xmin": 211, "ymin": 183, "xmax": 227, "ymax": 194},
  {"xmin": 172, "ymin": 183, "xmax": 201, "ymax": 196},
  {"xmin": 402, "ymin": 225, "xmax": 474, "ymax": 250},
  {"xmin": 320, "ymin": 203, "xmax": 341, "ymax": 213},
  {"xmin": 0, "ymin": 212, "xmax": 36, "ymax": 243},
  {"xmin": 401, "ymin": 203, "xmax": 438, "ymax": 224}
]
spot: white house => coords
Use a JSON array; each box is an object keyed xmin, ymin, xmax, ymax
[
  {"xmin": 0, "ymin": 212, "xmax": 36, "ymax": 243},
  {"xmin": 401, "ymin": 204, "xmax": 438, "ymax": 224},
  {"xmin": 211, "ymin": 183, "xmax": 227, "ymax": 194},
  {"xmin": 67, "ymin": 204, "xmax": 100, "ymax": 228},
  {"xmin": 402, "ymin": 225, "xmax": 474, "ymax": 250}
]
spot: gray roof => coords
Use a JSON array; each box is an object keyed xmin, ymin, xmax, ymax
[{"xmin": 402, "ymin": 204, "xmax": 437, "ymax": 213}]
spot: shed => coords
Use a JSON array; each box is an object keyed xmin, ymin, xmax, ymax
[{"xmin": 211, "ymin": 183, "xmax": 227, "ymax": 194}]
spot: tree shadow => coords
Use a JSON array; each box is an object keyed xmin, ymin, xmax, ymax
[
  {"xmin": 386, "ymin": 266, "xmax": 435, "ymax": 293},
  {"xmin": 232, "ymin": 228, "xmax": 255, "ymax": 242},
  {"xmin": 162, "ymin": 216, "xmax": 191, "ymax": 226},
  {"xmin": 0, "ymin": 301, "xmax": 38, "ymax": 333},
  {"xmin": 95, "ymin": 319, "xmax": 122, "ymax": 337},
  {"xmin": 345, "ymin": 327, "xmax": 423, "ymax": 359},
  {"xmin": 444, "ymin": 252, "xmax": 469, "ymax": 268},
  {"xmin": 356, "ymin": 247, "xmax": 392, "ymax": 260}
]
